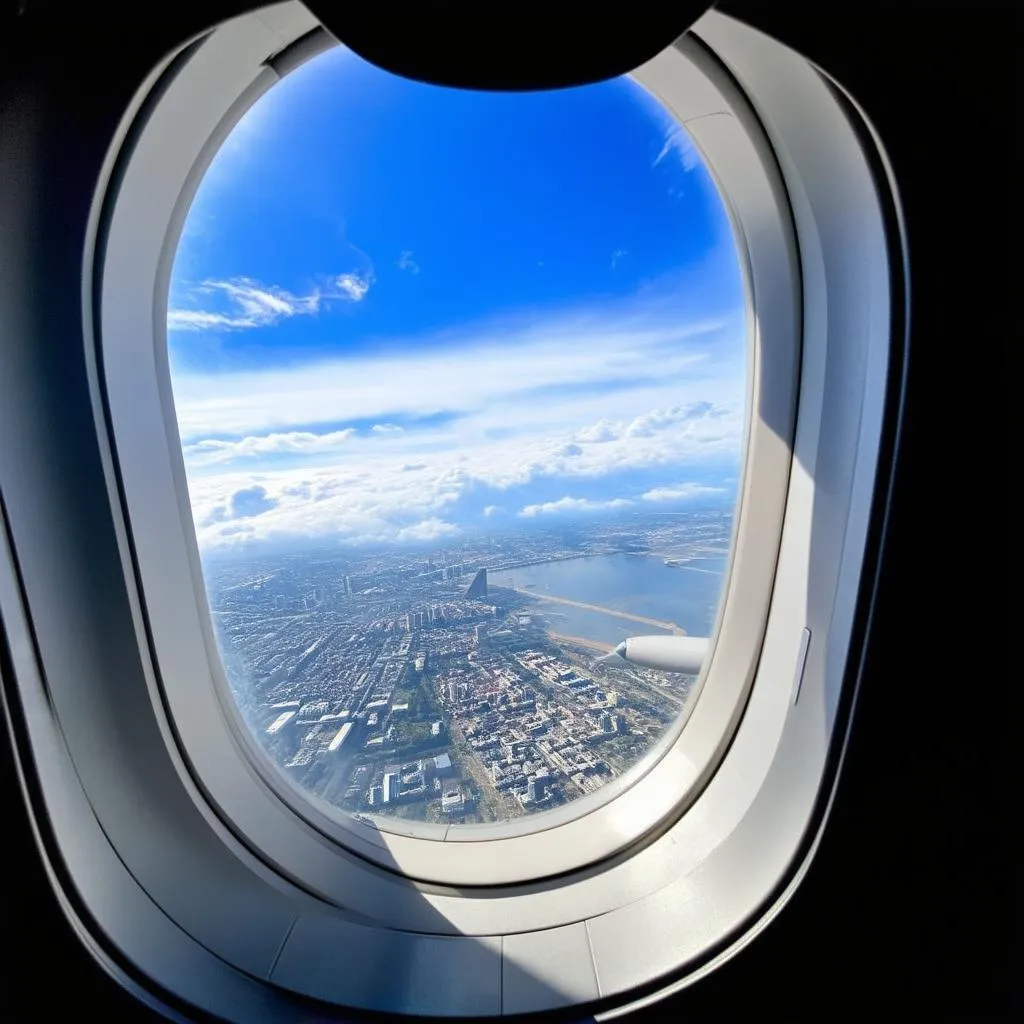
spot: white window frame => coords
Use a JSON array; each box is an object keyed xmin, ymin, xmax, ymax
[
  {"xmin": 0, "ymin": 3, "xmax": 903, "ymax": 1019},
  {"xmin": 98, "ymin": 4, "xmax": 799, "ymax": 892}
]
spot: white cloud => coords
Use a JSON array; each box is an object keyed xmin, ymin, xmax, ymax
[
  {"xmin": 167, "ymin": 310, "xmax": 253, "ymax": 331},
  {"xmin": 397, "ymin": 250, "xmax": 420, "ymax": 274},
  {"xmin": 201, "ymin": 484, "xmax": 278, "ymax": 525},
  {"xmin": 182, "ymin": 395, "xmax": 743, "ymax": 546},
  {"xmin": 186, "ymin": 460, "xmax": 475, "ymax": 550},
  {"xmin": 654, "ymin": 124, "xmax": 700, "ymax": 173},
  {"xmin": 575, "ymin": 419, "xmax": 620, "ymax": 443},
  {"xmin": 519, "ymin": 496, "xmax": 634, "ymax": 518},
  {"xmin": 184, "ymin": 428, "xmax": 357, "ymax": 466},
  {"xmin": 641, "ymin": 483, "xmax": 726, "ymax": 502},
  {"xmin": 169, "ymin": 270, "xmax": 373, "ymax": 333},
  {"xmin": 182, "ymin": 422, "xmax": 416, "ymax": 468},
  {"xmin": 172, "ymin": 308, "xmax": 738, "ymax": 441},
  {"xmin": 396, "ymin": 518, "xmax": 460, "ymax": 541},
  {"xmin": 626, "ymin": 402, "xmax": 714, "ymax": 437},
  {"xmin": 572, "ymin": 403, "xmax": 717, "ymax": 444},
  {"xmin": 169, "ymin": 277, "xmax": 321, "ymax": 332},
  {"xmin": 174, "ymin": 287, "xmax": 746, "ymax": 550},
  {"xmin": 335, "ymin": 271, "xmax": 372, "ymax": 302},
  {"xmin": 181, "ymin": 391, "xmax": 744, "ymax": 548}
]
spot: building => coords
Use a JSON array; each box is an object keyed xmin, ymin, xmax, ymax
[
  {"xmin": 474, "ymin": 623, "xmax": 487, "ymax": 647},
  {"xmin": 382, "ymin": 772, "xmax": 400, "ymax": 804},
  {"xmin": 327, "ymin": 721, "xmax": 353, "ymax": 753},
  {"xmin": 297, "ymin": 699, "xmax": 330, "ymax": 721},
  {"xmin": 433, "ymin": 753, "xmax": 453, "ymax": 776},
  {"xmin": 527, "ymin": 774, "xmax": 548, "ymax": 803},
  {"xmin": 465, "ymin": 568, "xmax": 488, "ymax": 600},
  {"xmin": 441, "ymin": 787, "xmax": 464, "ymax": 814},
  {"xmin": 265, "ymin": 709, "xmax": 296, "ymax": 735},
  {"xmin": 284, "ymin": 748, "xmax": 317, "ymax": 771}
]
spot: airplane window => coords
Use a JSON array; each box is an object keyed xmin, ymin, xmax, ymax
[
  {"xmin": 1, "ymin": 3, "xmax": 898, "ymax": 1013},
  {"xmin": 166, "ymin": 44, "xmax": 748, "ymax": 834}
]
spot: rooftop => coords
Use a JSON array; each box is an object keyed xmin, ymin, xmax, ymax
[{"xmin": 266, "ymin": 710, "xmax": 296, "ymax": 735}]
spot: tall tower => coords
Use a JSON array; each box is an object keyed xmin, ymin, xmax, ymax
[{"xmin": 465, "ymin": 568, "xmax": 488, "ymax": 600}]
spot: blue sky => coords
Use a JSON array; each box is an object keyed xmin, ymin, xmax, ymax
[{"xmin": 168, "ymin": 45, "xmax": 747, "ymax": 550}]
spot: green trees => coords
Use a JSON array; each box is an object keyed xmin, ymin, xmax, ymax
[{"xmin": 388, "ymin": 720, "xmax": 433, "ymax": 757}]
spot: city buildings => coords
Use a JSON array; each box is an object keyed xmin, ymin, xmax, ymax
[{"xmin": 207, "ymin": 511, "xmax": 729, "ymax": 826}]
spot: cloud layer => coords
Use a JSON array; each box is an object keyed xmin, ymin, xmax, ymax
[
  {"xmin": 181, "ymin": 393, "xmax": 743, "ymax": 549},
  {"xmin": 171, "ymin": 284, "xmax": 747, "ymax": 550}
]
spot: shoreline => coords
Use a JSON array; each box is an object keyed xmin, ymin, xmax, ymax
[
  {"xmin": 545, "ymin": 631, "xmax": 616, "ymax": 654},
  {"xmin": 493, "ymin": 583, "xmax": 685, "ymax": 637}
]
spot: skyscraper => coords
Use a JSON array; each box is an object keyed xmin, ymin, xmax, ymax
[{"xmin": 465, "ymin": 568, "xmax": 488, "ymax": 599}]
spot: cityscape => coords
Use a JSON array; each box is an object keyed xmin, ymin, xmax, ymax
[{"xmin": 203, "ymin": 507, "xmax": 732, "ymax": 829}]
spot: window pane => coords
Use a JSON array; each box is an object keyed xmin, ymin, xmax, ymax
[{"xmin": 167, "ymin": 45, "xmax": 747, "ymax": 831}]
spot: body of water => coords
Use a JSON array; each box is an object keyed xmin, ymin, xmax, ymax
[{"xmin": 491, "ymin": 552, "xmax": 727, "ymax": 647}]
